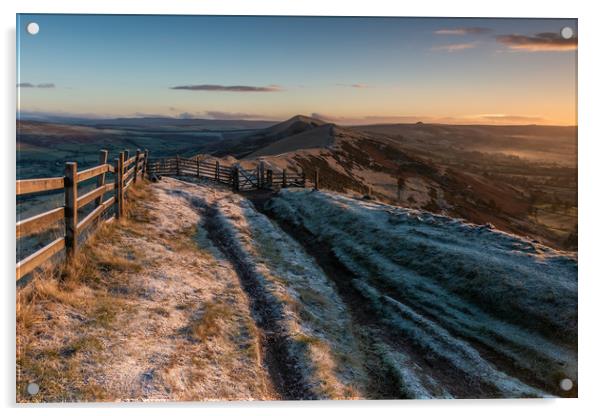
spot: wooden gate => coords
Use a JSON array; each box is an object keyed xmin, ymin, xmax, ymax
[{"xmin": 237, "ymin": 166, "xmax": 260, "ymax": 191}]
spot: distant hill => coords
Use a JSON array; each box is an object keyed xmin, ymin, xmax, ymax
[{"xmin": 17, "ymin": 113, "xmax": 277, "ymax": 132}]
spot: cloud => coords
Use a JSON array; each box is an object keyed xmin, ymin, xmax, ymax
[
  {"xmin": 177, "ymin": 112, "xmax": 199, "ymax": 119},
  {"xmin": 204, "ymin": 111, "xmax": 267, "ymax": 120},
  {"xmin": 311, "ymin": 112, "xmax": 340, "ymax": 121},
  {"xmin": 309, "ymin": 112, "xmax": 550, "ymax": 125},
  {"xmin": 17, "ymin": 82, "xmax": 55, "ymax": 88},
  {"xmin": 476, "ymin": 114, "xmax": 545, "ymax": 123},
  {"xmin": 311, "ymin": 113, "xmax": 439, "ymax": 124},
  {"xmin": 432, "ymin": 42, "xmax": 477, "ymax": 52},
  {"xmin": 435, "ymin": 27, "xmax": 492, "ymax": 35},
  {"xmin": 496, "ymin": 32, "xmax": 577, "ymax": 52},
  {"xmin": 171, "ymin": 110, "xmax": 270, "ymax": 120},
  {"xmin": 336, "ymin": 83, "xmax": 369, "ymax": 88},
  {"xmin": 170, "ymin": 84, "xmax": 282, "ymax": 92},
  {"xmin": 133, "ymin": 112, "xmax": 173, "ymax": 118}
]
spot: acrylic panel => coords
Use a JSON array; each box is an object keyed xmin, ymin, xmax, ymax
[{"xmin": 16, "ymin": 14, "xmax": 577, "ymax": 402}]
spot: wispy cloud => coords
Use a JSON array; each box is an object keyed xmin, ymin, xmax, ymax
[
  {"xmin": 496, "ymin": 32, "xmax": 577, "ymax": 52},
  {"xmin": 336, "ymin": 83, "xmax": 369, "ymax": 88},
  {"xmin": 203, "ymin": 111, "xmax": 268, "ymax": 120},
  {"xmin": 475, "ymin": 114, "xmax": 545, "ymax": 123},
  {"xmin": 133, "ymin": 112, "xmax": 172, "ymax": 118},
  {"xmin": 310, "ymin": 112, "xmax": 549, "ymax": 125},
  {"xmin": 170, "ymin": 110, "xmax": 270, "ymax": 120},
  {"xmin": 311, "ymin": 113, "xmax": 444, "ymax": 124},
  {"xmin": 432, "ymin": 42, "xmax": 477, "ymax": 52},
  {"xmin": 170, "ymin": 84, "xmax": 282, "ymax": 92},
  {"xmin": 435, "ymin": 27, "xmax": 492, "ymax": 36},
  {"xmin": 17, "ymin": 82, "xmax": 56, "ymax": 88},
  {"xmin": 311, "ymin": 112, "xmax": 339, "ymax": 121}
]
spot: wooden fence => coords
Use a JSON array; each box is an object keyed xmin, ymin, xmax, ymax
[
  {"xmin": 16, "ymin": 148, "xmax": 149, "ymax": 281},
  {"xmin": 147, "ymin": 156, "xmax": 312, "ymax": 191}
]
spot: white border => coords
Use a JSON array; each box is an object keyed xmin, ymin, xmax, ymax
[{"xmin": 2, "ymin": 1, "xmax": 601, "ymax": 415}]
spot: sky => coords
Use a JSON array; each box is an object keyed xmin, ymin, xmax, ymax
[{"xmin": 16, "ymin": 14, "xmax": 577, "ymax": 125}]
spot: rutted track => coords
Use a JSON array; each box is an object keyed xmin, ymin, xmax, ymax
[
  {"xmin": 251, "ymin": 194, "xmax": 472, "ymax": 398},
  {"xmin": 201, "ymin": 203, "xmax": 318, "ymax": 400}
]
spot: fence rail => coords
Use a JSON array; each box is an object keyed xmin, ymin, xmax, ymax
[
  {"xmin": 16, "ymin": 148, "xmax": 149, "ymax": 281},
  {"xmin": 147, "ymin": 156, "xmax": 313, "ymax": 192}
]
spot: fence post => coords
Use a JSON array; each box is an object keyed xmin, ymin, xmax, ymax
[
  {"xmin": 215, "ymin": 160, "xmax": 220, "ymax": 182},
  {"xmin": 314, "ymin": 168, "xmax": 320, "ymax": 191},
  {"xmin": 95, "ymin": 149, "xmax": 108, "ymax": 207},
  {"xmin": 232, "ymin": 166, "xmax": 239, "ymax": 191},
  {"xmin": 115, "ymin": 152, "xmax": 125, "ymax": 219},
  {"xmin": 259, "ymin": 161, "xmax": 265, "ymax": 189},
  {"xmin": 114, "ymin": 157, "xmax": 120, "ymax": 218},
  {"xmin": 143, "ymin": 149, "xmax": 149, "ymax": 177},
  {"xmin": 282, "ymin": 169, "xmax": 287, "ymax": 188},
  {"xmin": 124, "ymin": 149, "xmax": 129, "ymax": 164},
  {"xmin": 64, "ymin": 162, "xmax": 78, "ymax": 258},
  {"xmin": 176, "ymin": 155, "xmax": 180, "ymax": 175},
  {"xmin": 196, "ymin": 157, "xmax": 200, "ymax": 178},
  {"xmin": 133, "ymin": 149, "xmax": 141, "ymax": 184},
  {"xmin": 266, "ymin": 169, "xmax": 273, "ymax": 188},
  {"xmin": 301, "ymin": 171, "xmax": 306, "ymax": 188}
]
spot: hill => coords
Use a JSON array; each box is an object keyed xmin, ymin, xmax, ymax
[
  {"xmin": 213, "ymin": 115, "xmax": 328, "ymax": 158},
  {"xmin": 215, "ymin": 117, "xmax": 576, "ymax": 250}
]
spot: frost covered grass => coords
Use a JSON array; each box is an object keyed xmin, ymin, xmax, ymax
[
  {"xmin": 17, "ymin": 180, "xmax": 275, "ymax": 402},
  {"xmin": 266, "ymin": 188, "xmax": 577, "ymax": 398}
]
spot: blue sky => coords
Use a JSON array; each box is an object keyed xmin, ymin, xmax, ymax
[{"xmin": 17, "ymin": 15, "xmax": 577, "ymax": 124}]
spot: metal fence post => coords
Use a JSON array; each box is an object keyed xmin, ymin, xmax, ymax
[
  {"xmin": 176, "ymin": 155, "xmax": 180, "ymax": 175},
  {"xmin": 314, "ymin": 168, "xmax": 319, "ymax": 191},
  {"xmin": 215, "ymin": 160, "xmax": 220, "ymax": 182},
  {"xmin": 64, "ymin": 162, "xmax": 78, "ymax": 257},
  {"xmin": 266, "ymin": 169, "xmax": 273, "ymax": 188},
  {"xmin": 282, "ymin": 169, "xmax": 287, "ymax": 188}
]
